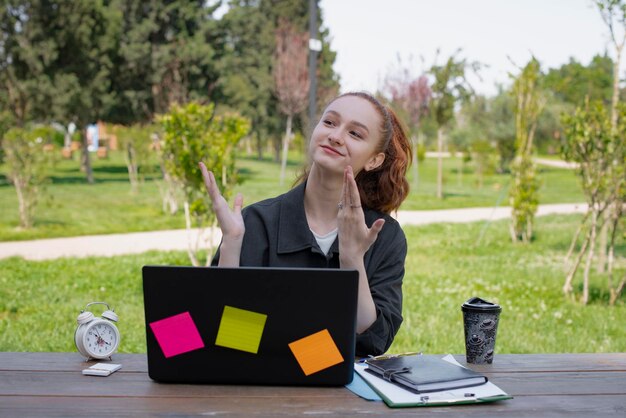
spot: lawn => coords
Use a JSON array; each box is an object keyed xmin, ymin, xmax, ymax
[
  {"xmin": 1, "ymin": 214, "xmax": 623, "ymax": 354},
  {"xmin": 0, "ymin": 149, "xmax": 585, "ymax": 241}
]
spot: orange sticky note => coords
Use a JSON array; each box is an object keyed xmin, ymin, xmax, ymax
[{"xmin": 288, "ymin": 329, "xmax": 344, "ymax": 376}]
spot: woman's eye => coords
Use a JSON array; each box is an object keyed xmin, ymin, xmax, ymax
[
  {"xmin": 323, "ymin": 119, "xmax": 334, "ymax": 126},
  {"xmin": 350, "ymin": 131, "xmax": 363, "ymax": 139}
]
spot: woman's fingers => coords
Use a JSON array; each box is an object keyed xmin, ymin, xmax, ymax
[
  {"xmin": 233, "ymin": 193, "xmax": 244, "ymax": 215},
  {"xmin": 199, "ymin": 162, "xmax": 219, "ymax": 201},
  {"xmin": 199, "ymin": 162, "xmax": 232, "ymax": 216},
  {"xmin": 369, "ymin": 218, "xmax": 385, "ymax": 240},
  {"xmin": 199, "ymin": 162, "xmax": 246, "ymax": 241},
  {"xmin": 337, "ymin": 166, "xmax": 385, "ymax": 259},
  {"xmin": 340, "ymin": 166, "xmax": 349, "ymax": 209},
  {"xmin": 199, "ymin": 161, "xmax": 211, "ymax": 190},
  {"xmin": 344, "ymin": 166, "xmax": 362, "ymax": 209}
]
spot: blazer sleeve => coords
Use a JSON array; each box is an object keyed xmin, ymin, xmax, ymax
[
  {"xmin": 211, "ymin": 206, "xmax": 270, "ymax": 266},
  {"xmin": 355, "ymin": 220, "xmax": 406, "ymax": 356}
]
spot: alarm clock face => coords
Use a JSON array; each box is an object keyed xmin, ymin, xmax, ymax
[{"xmin": 83, "ymin": 320, "xmax": 120, "ymax": 359}]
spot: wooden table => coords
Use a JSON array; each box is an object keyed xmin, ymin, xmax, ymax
[{"xmin": 0, "ymin": 352, "xmax": 624, "ymax": 417}]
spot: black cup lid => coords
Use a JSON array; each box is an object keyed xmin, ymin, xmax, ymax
[{"xmin": 462, "ymin": 296, "xmax": 501, "ymax": 312}]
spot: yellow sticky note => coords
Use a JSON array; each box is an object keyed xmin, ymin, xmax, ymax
[
  {"xmin": 288, "ymin": 329, "xmax": 344, "ymax": 376},
  {"xmin": 215, "ymin": 306, "xmax": 267, "ymax": 354}
]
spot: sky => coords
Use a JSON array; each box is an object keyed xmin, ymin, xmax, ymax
[{"xmin": 318, "ymin": 0, "xmax": 619, "ymax": 97}]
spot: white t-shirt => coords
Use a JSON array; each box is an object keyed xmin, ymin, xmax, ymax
[{"xmin": 311, "ymin": 228, "xmax": 338, "ymax": 255}]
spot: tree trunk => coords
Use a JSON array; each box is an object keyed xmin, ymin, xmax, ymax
[
  {"xmin": 508, "ymin": 221, "xmax": 517, "ymax": 244},
  {"xmin": 597, "ymin": 215, "xmax": 608, "ymax": 273},
  {"xmin": 256, "ymin": 133, "xmax": 263, "ymax": 160},
  {"xmin": 610, "ymin": 41, "xmax": 622, "ymax": 130},
  {"xmin": 563, "ymin": 232, "xmax": 590, "ymax": 296},
  {"xmin": 244, "ymin": 136, "xmax": 252, "ymax": 156},
  {"xmin": 279, "ymin": 114, "xmax": 293, "ymax": 186},
  {"xmin": 126, "ymin": 144, "xmax": 139, "ymax": 194},
  {"xmin": 437, "ymin": 127, "xmax": 444, "ymax": 199},
  {"xmin": 609, "ymin": 275, "xmax": 625, "ymax": 306},
  {"xmin": 581, "ymin": 211, "xmax": 599, "ymax": 305},
  {"xmin": 158, "ymin": 160, "xmax": 178, "ymax": 214},
  {"xmin": 606, "ymin": 205, "xmax": 623, "ymax": 304},
  {"xmin": 564, "ymin": 210, "xmax": 591, "ymax": 266},
  {"xmin": 15, "ymin": 180, "xmax": 31, "ymax": 228},
  {"xmin": 81, "ymin": 132, "xmax": 94, "ymax": 184}
]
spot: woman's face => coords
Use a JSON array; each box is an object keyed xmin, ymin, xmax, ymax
[{"xmin": 309, "ymin": 95, "xmax": 385, "ymax": 176}]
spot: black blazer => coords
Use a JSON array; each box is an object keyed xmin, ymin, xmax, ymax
[{"xmin": 213, "ymin": 182, "xmax": 406, "ymax": 356}]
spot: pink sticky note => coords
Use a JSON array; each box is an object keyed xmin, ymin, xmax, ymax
[{"xmin": 149, "ymin": 311, "xmax": 205, "ymax": 358}]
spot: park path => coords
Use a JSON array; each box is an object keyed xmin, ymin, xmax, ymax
[
  {"xmin": 0, "ymin": 203, "xmax": 588, "ymax": 261},
  {"xmin": 425, "ymin": 152, "xmax": 579, "ymax": 169}
]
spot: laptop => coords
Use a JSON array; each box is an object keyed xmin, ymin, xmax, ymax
[{"xmin": 142, "ymin": 265, "xmax": 358, "ymax": 386}]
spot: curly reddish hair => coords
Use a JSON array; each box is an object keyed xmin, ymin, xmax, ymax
[{"xmin": 298, "ymin": 91, "xmax": 412, "ymax": 214}]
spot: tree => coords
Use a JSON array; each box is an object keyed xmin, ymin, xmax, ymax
[
  {"xmin": 109, "ymin": 124, "xmax": 159, "ymax": 194},
  {"xmin": 543, "ymin": 54, "xmax": 613, "ymax": 105},
  {"xmin": 509, "ymin": 58, "xmax": 545, "ymax": 243},
  {"xmin": 217, "ymin": 0, "xmax": 338, "ymax": 161},
  {"xmin": 539, "ymin": 54, "xmax": 613, "ymax": 157},
  {"xmin": 489, "ymin": 90, "xmax": 516, "ymax": 173},
  {"xmin": 594, "ymin": 0, "xmax": 626, "ymax": 274},
  {"xmin": 159, "ymin": 102, "xmax": 250, "ymax": 266},
  {"xmin": 0, "ymin": 0, "xmax": 119, "ymax": 184},
  {"xmin": 429, "ymin": 51, "xmax": 476, "ymax": 198},
  {"xmin": 313, "ymin": 24, "xmax": 340, "ymax": 129},
  {"xmin": 383, "ymin": 61, "xmax": 431, "ymax": 190},
  {"xmin": 0, "ymin": 111, "xmax": 14, "ymax": 163},
  {"xmin": 596, "ymin": 0, "xmax": 626, "ymax": 127},
  {"xmin": 561, "ymin": 101, "xmax": 625, "ymax": 305},
  {"xmin": 2, "ymin": 125, "xmax": 55, "ymax": 228},
  {"xmin": 106, "ymin": 0, "xmax": 222, "ymax": 125},
  {"xmin": 452, "ymin": 95, "xmax": 495, "ymax": 188},
  {"xmin": 273, "ymin": 18, "xmax": 309, "ymax": 185}
]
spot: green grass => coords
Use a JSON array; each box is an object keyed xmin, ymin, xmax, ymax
[
  {"xmin": 1, "ymin": 214, "xmax": 623, "ymax": 354},
  {"xmin": 0, "ymin": 150, "xmax": 584, "ymax": 241},
  {"xmin": 401, "ymin": 158, "xmax": 584, "ymax": 210},
  {"xmin": 0, "ymin": 151, "xmax": 302, "ymax": 241},
  {"xmin": 391, "ymin": 214, "xmax": 625, "ymax": 354}
]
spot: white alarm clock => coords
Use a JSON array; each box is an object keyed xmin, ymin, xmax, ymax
[{"xmin": 75, "ymin": 302, "xmax": 120, "ymax": 361}]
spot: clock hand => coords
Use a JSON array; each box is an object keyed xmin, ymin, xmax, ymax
[{"xmin": 93, "ymin": 328, "xmax": 102, "ymax": 339}]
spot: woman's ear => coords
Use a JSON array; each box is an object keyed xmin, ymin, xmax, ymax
[{"xmin": 365, "ymin": 152, "xmax": 385, "ymax": 171}]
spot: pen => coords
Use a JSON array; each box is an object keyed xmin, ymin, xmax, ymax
[{"xmin": 359, "ymin": 351, "xmax": 422, "ymax": 362}]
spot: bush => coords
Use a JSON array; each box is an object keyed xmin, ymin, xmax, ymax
[{"xmin": 2, "ymin": 125, "xmax": 55, "ymax": 228}]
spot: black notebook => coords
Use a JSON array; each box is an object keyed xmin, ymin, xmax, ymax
[{"xmin": 365, "ymin": 355, "xmax": 488, "ymax": 393}]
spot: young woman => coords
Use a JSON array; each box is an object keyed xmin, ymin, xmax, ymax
[{"xmin": 199, "ymin": 91, "xmax": 412, "ymax": 355}]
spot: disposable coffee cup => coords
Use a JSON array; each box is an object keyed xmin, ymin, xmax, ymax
[{"xmin": 462, "ymin": 297, "xmax": 501, "ymax": 364}]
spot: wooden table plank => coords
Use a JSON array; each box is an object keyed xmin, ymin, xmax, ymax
[
  {"xmin": 464, "ymin": 353, "xmax": 626, "ymax": 373},
  {"xmin": 2, "ymin": 352, "xmax": 625, "ymax": 372},
  {"xmin": 1, "ymin": 395, "xmax": 625, "ymax": 417},
  {"xmin": 2, "ymin": 352, "xmax": 625, "ymax": 417},
  {"xmin": 1, "ymin": 370, "xmax": 624, "ymax": 397},
  {"xmin": 0, "ymin": 352, "xmax": 148, "ymax": 372}
]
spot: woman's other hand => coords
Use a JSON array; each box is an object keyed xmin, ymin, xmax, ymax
[
  {"xmin": 199, "ymin": 162, "xmax": 244, "ymax": 266},
  {"xmin": 337, "ymin": 165, "xmax": 385, "ymax": 267}
]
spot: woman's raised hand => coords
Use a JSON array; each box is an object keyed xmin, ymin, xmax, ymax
[
  {"xmin": 337, "ymin": 166, "xmax": 385, "ymax": 267},
  {"xmin": 199, "ymin": 162, "xmax": 245, "ymax": 239}
]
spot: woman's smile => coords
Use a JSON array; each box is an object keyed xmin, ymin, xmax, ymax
[{"xmin": 321, "ymin": 144, "xmax": 344, "ymax": 156}]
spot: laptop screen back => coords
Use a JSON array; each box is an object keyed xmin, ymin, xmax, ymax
[{"xmin": 142, "ymin": 265, "xmax": 358, "ymax": 386}]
